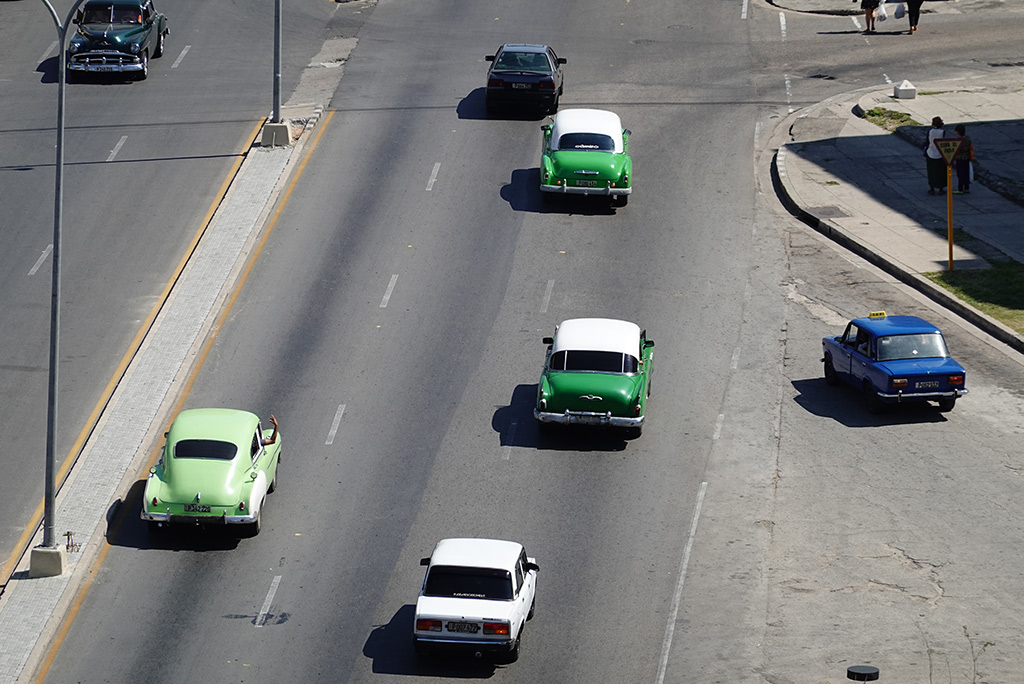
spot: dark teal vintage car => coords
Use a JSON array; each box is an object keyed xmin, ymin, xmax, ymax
[{"xmin": 67, "ymin": 0, "xmax": 169, "ymax": 81}]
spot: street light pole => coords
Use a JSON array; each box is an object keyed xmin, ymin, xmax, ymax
[{"xmin": 272, "ymin": 0, "xmax": 281, "ymax": 123}]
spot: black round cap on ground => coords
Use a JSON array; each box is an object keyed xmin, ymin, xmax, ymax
[{"xmin": 847, "ymin": 665, "xmax": 880, "ymax": 681}]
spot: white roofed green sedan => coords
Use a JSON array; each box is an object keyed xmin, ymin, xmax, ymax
[
  {"xmin": 535, "ymin": 318, "xmax": 654, "ymax": 435},
  {"xmin": 141, "ymin": 408, "xmax": 281, "ymax": 536},
  {"xmin": 540, "ymin": 109, "xmax": 632, "ymax": 206}
]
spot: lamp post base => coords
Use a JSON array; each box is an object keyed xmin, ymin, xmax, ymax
[{"xmin": 29, "ymin": 546, "xmax": 67, "ymax": 578}]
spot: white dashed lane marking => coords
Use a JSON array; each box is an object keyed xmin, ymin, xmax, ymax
[
  {"xmin": 29, "ymin": 245, "xmax": 53, "ymax": 276},
  {"xmin": 325, "ymin": 404, "xmax": 346, "ymax": 445},
  {"xmin": 540, "ymin": 279, "xmax": 554, "ymax": 313},
  {"xmin": 255, "ymin": 575, "xmax": 282, "ymax": 628},
  {"xmin": 171, "ymin": 45, "xmax": 190, "ymax": 69},
  {"xmin": 380, "ymin": 274, "xmax": 399, "ymax": 308},
  {"xmin": 106, "ymin": 135, "xmax": 128, "ymax": 162},
  {"xmin": 426, "ymin": 162, "xmax": 441, "ymax": 191}
]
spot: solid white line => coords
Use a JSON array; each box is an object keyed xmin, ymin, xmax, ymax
[
  {"xmin": 380, "ymin": 274, "xmax": 399, "ymax": 308},
  {"xmin": 106, "ymin": 135, "xmax": 128, "ymax": 162},
  {"xmin": 730, "ymin": 347, "xmax": 741, "ymax": 370},
  {"xmin": 851, "ymin": 16, "xmax": 863, "ymax": 31},
  {"xmin": 503, "ymin": 419, "xmax": 518, "ymax": 460},
  {"xmin": 784, "ymin": 74, "xmax": 794, "ymax": 113},
  {"xmin": 779, "ymin": 12, "xmax": 787, "ymax": 40},
  {"xmin": 655, "ymin": 481, "xmax": 708, "ymax": 684},
  {"xmin": 171, "ymin": 45, "xmax": 190, "ymax": 69},
  {"xmin": 540, "ymin": 279, "xmax": 555, "ymax": 313},
  {"xmin": 29, "ymin": 245, "xmax": 53, "ymax": 276},
  {"xmin": 426, "ymin": 162, "xmax": 441, "ymax": 191},
  {"xmin": 753, "ymin": 121, "xmax": 762, "ymax": 148},
  {"xmin": 255, "ymin": 575, "xmax": 282, "ymax": 628},
  {"xmin": 741, "ymin": 0, "xmax": 749, "ymax": 19},
  {"xmin": 712, "ymin": 413, "xmax": 725, "ymax": 440},
  {"xmin": 325, "ymin": 404, "xmax": 346, "ymax": 445},
  {"xmin": 39, "ymin": 41, "xmax": 58, "ymax": 66}
]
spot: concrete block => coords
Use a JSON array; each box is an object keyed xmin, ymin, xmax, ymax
[
  {"xmin": 261, "ymin": 122, "xmax": 293, "ymax": 147},
  {"xmin": 29, "ymin": 546, "xmax": 67, "ymax": 578},
  {"xmin": 894, "ymin": 80, "xmax": 916, "ymax": 99}
]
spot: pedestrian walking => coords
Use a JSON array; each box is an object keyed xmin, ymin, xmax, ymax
[
  {"xmin": 855, "ymin": 0, "xmax": 880, "ymax": 32},
  {"xmin": 925, "ymin": 116, "xmax": 946, "ymax": 195},
  {"xmin": 953, "ymin": 123, "xmax": 974, "ymax": 194},
  {"xmin": 906, "ymin": 0, "xmax": 924, "ymax": 33}
]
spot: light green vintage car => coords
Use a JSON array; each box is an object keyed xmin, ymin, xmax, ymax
[
  {"xmin": 535, "ymin": 318, "xmax": 654, "ymax": 434},
  {"xmin": 141, "ymin": 408, "xmax": 281, "ymax": 536},
  {"xmin": 540, "ymin": 109, "xmax": 632, "ymax": 206}
]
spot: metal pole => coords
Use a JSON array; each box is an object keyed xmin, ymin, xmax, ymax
[
  {"xmin": 946, "ymin": 165, "xmax": 954, "ymax": 272},
  {"xmin": 39, "ymin": 0, "xmax": 90, "ymax": 548},
  {"xmin": 272, "ymin": 0, "xmax": 281, "ymax": 123}
]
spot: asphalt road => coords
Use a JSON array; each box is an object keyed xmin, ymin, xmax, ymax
[
  {"xmin": 0, "ymin": 0, "xmax": 352, "ymax": 574},
  {"xmin": 30, "ymin": 0, "xmax": 1024, "ymax": 682}
]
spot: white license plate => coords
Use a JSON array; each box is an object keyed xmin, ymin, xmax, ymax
[
  {"xmin": 184, "ymin": 503, "xmax": 211, "ymax": 513},
  {"xmin": 575, "ymin": 180, "xmax": 599, "ymax": 187},
  {"xmin": 511, "ymin": 83, "xmax": 531, "ymax": 89},
  {"xmin": 446, "ymin": 621, "xmax": 480, "ymax": 633},
  {"xmin": 915, "ymin": 381, "xmax": 939, "ymax": 389},
  {"xmin": 93, "ymin": 66, "xmax": 118, "ymax": 72}
]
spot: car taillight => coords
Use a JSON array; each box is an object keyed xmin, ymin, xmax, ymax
[
  {"xmin": 892, "ymin": 378, "xmax": 908, "ymax": 388},
  {"xmin": 239, "ymin": 501, "xmax": 245, "ymax": 511},
  {"xmin": 948, "ymin": 375, "xmax": 964, "ymax": 386},
  {"xmin": 483, "ymin": 622, "xmax": 509, "ymax": 635},
  {"xmin": 152, "ymin": 497, "xmax": 158, "ymax": 506},
  {"xmin": 539, "ymin": 80, "xmax": 554, "ymax": 90},
  {"xmin": 416, "ymin": 619, "xmax": 442, "ymax": 632},
  {"xmin": 488, "ymin": 78, "xmax": 503, "ymax": 88}
]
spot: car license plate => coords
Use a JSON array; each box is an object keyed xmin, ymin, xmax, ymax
[
  {"xmin": 511, "ymin": 82, "xmax": 531, "ymax": 89},
  {"xmin": 446, "ymin": 621, "xmax": 480, "ymax": 633},
  {"xmin": 94, "ymin": 66, "xmax": 117, "ymax": 72},
  {"xmin": 184, "ymin": 503, "xmax": 211, "ymax": 513},
  {"xmin": 575, "ymin": 180, "xmax": 599, "ymax": 187},
  {"xmin": 915, "ymin": 380, "xmax": 939, "ymax": 389}
]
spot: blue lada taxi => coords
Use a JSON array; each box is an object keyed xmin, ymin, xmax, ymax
[{"xmin": 821, "ymin": 312, "xmax": 968, "ymax": 413}]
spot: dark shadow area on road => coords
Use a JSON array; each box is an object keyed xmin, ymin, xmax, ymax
[
  {"xmin": 363, "ymin": 604, "xmax": 498, "ymax": 678},
  {"xmin": 105, "ymin": 479, "xmax": 242, "ymax": 551},
  {"xmin": 37, "ymin": 56, "xmax": 142, "ymax": 85},
  {"xmin": 457, "ymin": 87, "xmax": 549, "ymax": 122},
  {"xmin": 791, "ymin": 378, "xmax": 950, "ymax": 426},
  {"xmin": 502, "ymin": 168, "xmax": 618, "ymax": 216},
  {"xmin": 492, "ymin": 384, "xmax": 631, "ymax": 451}
]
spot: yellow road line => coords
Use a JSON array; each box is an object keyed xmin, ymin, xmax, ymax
[
  {"xmin": 0, "ymin": 120, "xmax": 267, "ymax": 591},
  {"xmin": 32, "ymin": 110, "xmax": 335, "ymax": 684}
]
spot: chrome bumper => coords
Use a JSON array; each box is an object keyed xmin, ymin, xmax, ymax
[
  {"xmin": 141, "ymin": 509, "xmax": 256, "ymax": 525},
  {"xmin": 68, "ymin": 52, "xmax": 144, "ymax": 73},
  {"xmin": 878, "ymin": 388, "xmax": 968, "ymax": 402},
  {"xmin": 540, "ymin": 183, "xmax": 631, "ymax": 197},
  {"xmin": 534, "ymin": 408, "xmax": 643, "ymax": 427}
]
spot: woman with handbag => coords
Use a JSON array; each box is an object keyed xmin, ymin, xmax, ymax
[{"xmin": 854, "ymin": 0, "xmax": 881, "ymax": 32}]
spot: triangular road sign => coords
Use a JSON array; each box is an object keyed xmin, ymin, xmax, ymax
[{"xmin": 935, "ymin": 138, "xmax": 964, "ymax": 165}]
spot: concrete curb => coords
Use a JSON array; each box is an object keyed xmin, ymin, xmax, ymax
[{"xmin": 773, "ymin": 146, "xmax": 1024, "ymax": 356}]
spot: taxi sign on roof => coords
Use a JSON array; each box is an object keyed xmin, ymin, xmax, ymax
[
  {"xmin": 935, "ymin": 138, "xmax": 964, "ymax": 165},
  {"xmin": 868, "ymin": 311, "xmax": 887, "ymax": 319}
]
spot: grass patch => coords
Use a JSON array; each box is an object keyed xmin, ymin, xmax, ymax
[
  {"xmin": 918, "ymin": 90, "xmax": 951, "ymax": 96},
  {"xmin": 863, "ymin": 107, "xmax": 921, "ymax": 132},
  {"xmin": 925, "ymin": 260, "xmax": 1024, "ymax": 334}
]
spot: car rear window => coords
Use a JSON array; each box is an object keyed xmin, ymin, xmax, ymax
[
  {"xmin": 424, "ymin": 566, "xmax": 513, "ymax": 600},
  {"xmin": 494, "ymin": 51, "xmax": 550, "ymax": 71},
  {"xmin": 876, "ymin": 333, "xmax": 949, "ymax": 361},
  {"xmin": 557, "ymin": 133, "xmax": 615, "ymax": 152},
  {"xmin": 550, "ymin": 350, "xmax": 638, "ymax": 373},
  {"xmin": 173, "ymin": 439, "xmax": 238, "ymax": 460}
]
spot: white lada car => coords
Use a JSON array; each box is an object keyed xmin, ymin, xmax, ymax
[{"xmin": 413, "ymin": 538, "xmax": 539, "ymax": 663}]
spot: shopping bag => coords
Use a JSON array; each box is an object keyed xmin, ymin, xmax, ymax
[
  {"xmin": 876, "ymin": 1, "xmax": 887, "ymax": 21},
  {"xmin": 894, "ymin": 2, "xmax": 906, "ymax": 19},
  {"xmin": 969, "ymin": 162, "xmax": 975, "ymax": 182}
]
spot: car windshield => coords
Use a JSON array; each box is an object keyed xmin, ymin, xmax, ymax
[
  {"xmin": 424, "ymin": 566, "xmax": 514, "ymax": 600},
  {"xmin": 557, "ymin": 133, "xmax": 615, "ymax": 152},
  {"xmin": 493, "ymin": 51, "xmax": 549, "ymax": 72},
  {"xmin": 550, "ymin": 350, "xmax": 638, "ymax": 373},
  {"xmin": 876, "ymin": 333, "xmax": 949, "ymax": 361},
  {"xmin": 173, "ymin": 439, "xmax": 238, "ymax": 460},
  {"xmin": 83, "ymin": 4, "xmax": 141, "ymax": 23}
]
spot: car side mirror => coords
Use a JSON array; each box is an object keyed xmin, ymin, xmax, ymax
[
  {"xmin": 525, "ymin": 562, "xmax": 539, "ymax": 572},
  {"xmin": 644, "ymin": 340, "xmax": 655, "ymax": 348},
  {"xmin": 542, "ymin": 336, "xmax": 553, "ymax": 345},
  {"xmin": 624, "ymin": 129, "xmax": 632, "ymax": 137},
  {"xmin": 73, "ymin": 10, "xmax": 82, "ymax": 24},
  {"xmin": 420, "ymin": 557, "xmax": 430, "ymax": 566},
  {"xmin": 557, "ymin": 57, "xmax": 567, "ymax": 65},
  {"xmin": 485, "ymin": 55, "xmax": 495, "ymax": 61}
]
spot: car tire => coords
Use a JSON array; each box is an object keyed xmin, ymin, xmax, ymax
[
  {"xmin": 823, "ymin": 355, "xmax": 839, "ymax": 386},
  {"xmin": 862, "ymin": 382, "xmax": 884, "ymax": 414},
  {"xmin": 154, "ymin": 31, "xmax": 165, "ymax": 58},
  {"xmin": 147, "ymin": 520, "xmax": 163, "ymax": 534},
  {"xmin": 937, "ymin": 397, "xmax": 956, "ymax": 412},
  {"xmin": 613, "ymin": 194, "xmax": 629, "ymax": 207},
  {"xmin": 136, "ymin": 52, "xmax": 148, "ymax": 80},
  {"xmin": 527, "ymin": 598, "xmax": 535, "ymax": 621},
  {"xmin": 548, "ymin": 94, "xmax": 559, "ymax": 114},
  {"xmin": 414, "ymin": 640, "xmax": 430, "ymax": 658},
  {"xmin": 504, "ymin": 635, "xmax": 521, "ymax": 664},
  {"xmin": 247, "ymin": 504, "xmax": 262, "ymax": 537},
  {"xmin": 268, "ymin": 466, "xmax": 277, "ymax": 493}
]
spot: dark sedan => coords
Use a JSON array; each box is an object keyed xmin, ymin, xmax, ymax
[
  {"xmin": 484, "ymin": 44, "xmax": 566, "ymax": 114},
  {"xmin": 66, "ymin": 0, "xmax": 169, "ymax": 81}
]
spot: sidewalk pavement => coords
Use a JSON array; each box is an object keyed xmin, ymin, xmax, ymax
[{"xmin": 773, "ymin": 76, "xmax": 1024, "ymax": 354}]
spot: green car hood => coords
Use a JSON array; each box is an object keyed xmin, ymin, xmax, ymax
[
  {"xmin": 548, "ymin": 150, "xmax": 628, "ymax": 181},
  {"xmin": 162, "ymin": 459, "xmax": 246, "ymax": 507},
  {"xmin": 74, "ymin": 23, "xmax": 147, "ymax": 50},
  {"xmin": 543, "ymin": 371, "xmax": 643, "ymax": 415}
]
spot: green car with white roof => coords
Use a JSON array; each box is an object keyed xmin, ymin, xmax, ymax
[
  {"xmin": 540, "ymin": 109, "xmax": 632, "ymax": 205},
  {"xmin": 535, "ymin": 318, "xmax": 654, "ymax": 432}
]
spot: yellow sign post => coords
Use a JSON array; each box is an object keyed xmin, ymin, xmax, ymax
[{"xmin": 935, "ymin": 137, "xmax": 964, "ymax": 271}]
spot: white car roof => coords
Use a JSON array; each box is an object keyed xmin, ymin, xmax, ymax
[
  {"xmin": 429, "ymin": 538, "xmax": 523, "ymax": 573},
  {"xmin": 551, "ymin": 109, "xmax": 624, "ymax": 154},
  {"xmin": 552, "ymin": 318, "xmax": 641, "ymax": 358}
]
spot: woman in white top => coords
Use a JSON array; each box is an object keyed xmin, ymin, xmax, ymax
[{"xmin": 926, "ymin": 116, "xmax": 946, "ymax": 195}]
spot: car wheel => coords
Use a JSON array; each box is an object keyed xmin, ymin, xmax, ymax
[
  {"xmin": 137, "ymin": 52, "xmax": 148, "ymax": 80},
  {"xmin": 527, "ymin": 598, "xmax": 535, "ymax": 621},
  {"xmin": 154, "ymin": 31, "xmax": 165, "ymax": 58},
  {"xmin": 147, "ymin": 520, "xmax": 163, "ymax": 534},
  {"xmin": 268, "ymin": 466, "xmax": 277, "ymax": 493},
  {"xmin": 485, "ymin": 99, "xmax": 496, "ymax": 116},
  {"xmin": 548, "ymin": 94, "xmax": 559, "ymax": 114},
  {"xmin": 613, "ymin": 194, "xmax": 629, "ymax": 207},
  {"xmin": 862, "ymin": 382, "xmax": 884, "ymax": 414},
  {"xmin": 823, "ymin": 355, "xmax": 839, "ymax": 386},
  {"xmin": 537, "ymin": 419, "xmax": 556, "ymax": 436},
  {"xmin": 626, "ymin": 425, "xmax": 643, "ymax": 439},
  {"xmin": 64, "ymin": 68, "xmax": 75, "ymax": 84},
  {"xmin": 937, "ymin": 397, "xmax": 956, "ymax": 412},
  {"xmin": 504, "ymin": 635, "xmax": 521, "ymax": 664},
  {"xmin": 247, "ymin": 504, "xmax": 262, "ymax": 537},
  {"xmin": 414, "ymin": 640, "xmax": 430, "ymax": 658}
]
